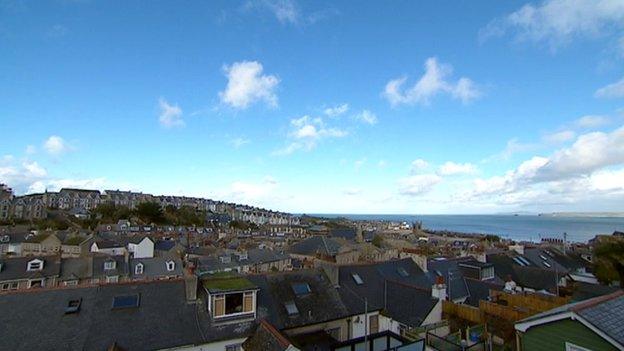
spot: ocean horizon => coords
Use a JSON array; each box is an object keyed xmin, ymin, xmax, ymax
[{"xmin": 308, "ymin": 214, "xmax": 624, "ymax": 243}]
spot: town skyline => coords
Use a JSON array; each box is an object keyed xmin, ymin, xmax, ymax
[{"xmin": 2, "ymin": 1, "xmax": 624, "ymax": 214}]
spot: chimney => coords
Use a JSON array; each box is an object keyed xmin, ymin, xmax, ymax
[
  {"xmin": 184, "ymin": 272, "xmax": 198, "ymax": 302},
  {"xmin": 431, "ymin": 276, "xmax": 447, "ymax": 300}
]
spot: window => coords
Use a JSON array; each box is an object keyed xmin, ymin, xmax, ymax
[
  {"xmin": 104, "ymin": 260, "xmax": 116, "ymax": 270},
  {"xmin": 225, "ymin": 344, "xmax": 242, "ymax": 351},
  {"xmin": 291, "ymin": 282, "xmax": 311, "ymax": 295},
  {"xmin": 326, "ymin": 327, "xmax": 341, "ymax": 340},
  {"xmin": 27, "ymin": 259, "xmax": 43, "ymax": 271},
  {"xmin": 112, "ymin": 294, "xmax": 140, "ymax": 309},
  {"xmin": 352, "ymin": 273, "xmax": 364, "ymax": 285},
  {"xmin": 65, "ymin": 299, "xmax": 81, "ymax": 314},
  {"xmin": 1, "ymin": 283, "xmax": 9, "ymax": 291},
  {"xmin": 284, "ymin": 301, "xmax": 299, "ymax": 316},
  {"xmin": 106, "ymin": 275, "xmax": 118, "ymax": 283},
  {"xmin": 369, "ymin": 314, "xmax": 379, "ymax": 334},
  {"xmin": 166, "ymin": 260, "xmax": 175, "ymax": 272},
  {"xmin": 543, "ymin": 261, "xmax": 552, "ymax": 268},
  {"xmin": 135, "ymin": 263, "xmax": 144, "ymax": 275},
  {"xmin": 28, "ymin": 279, "xmax": 43, "ymax": 288},
  {"xmin": 565, "ymin": 342, "xmax": 593, "ymax": 351},
  {"xmin": 225, "ymin": 292, "xmax": 244, "ymax": 315},
  {"xmin": 64, "ymin": 280, "xmax": 78, "ymax": 286},
  {"xmin": 243, "ymin": 292, "xmax": 254, "ymax": 313},
  {"xmin": 214, "ymin": 295, "xmax": 225, "ymax": 317},
  {"xmin": 397, "ymin": 267, "xmax": 409, "ymax": 277}
]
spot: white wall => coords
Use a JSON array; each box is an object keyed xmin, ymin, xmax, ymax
[
  {"xmin": 158, "ymin": 337, "xmax": 247, "ymax": 351},
  {"xmin": 132, "ymin": 238, "xmax": 154, "ymax": 258}
]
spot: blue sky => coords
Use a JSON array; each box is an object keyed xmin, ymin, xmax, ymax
[{"xmin": 1, "ymin": 0, "xmax": 624, "ymax": 214}]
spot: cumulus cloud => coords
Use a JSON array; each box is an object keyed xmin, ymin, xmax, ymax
[
  {"xmin": 27, "ymin": 178, "xmax": 107, "ymax": 194},
  {"xmin": 324, "ymin": 103, "xmax": 349, "ymax": 117},
  {"xmin": 438, "ymin": 161, "xmax": 478, "ymax": 176},
  {"xmin": 274, "ymin": 115, "xmax": 347, "ymax": 155},
  {"xmin": 383, "ymin": 57, "xmax": 481, "ymax": 106},
  {"xmin": 480, "ymin": 0, "xmax": 624, "ymax": 50},
  {"xmin": 158, "ymin": 98, "xmax": 184, "ymax": 128},
  {"xmin": 353, "ymin": 110, "xmax": 378, "ymax": 125},
  {"xmin": 595, "ymin": 77, "xmax": 624, "ymax": 98},
  {"xmin": 398, "ymin": 174, "xmax": 442, "ymax": 196},
  {"xmin": 343, "ymin": 188, "xmax": 362, "ymax": 196},
  {"xmin": 461, "ymin": 125, "xmax": 624, "ymax": 206},
  {"xmin": 575, "ymin": 115, "xmax": 610, "ymax": 128},
  {"xmin": 219, "ymin": 61, "xmax": 279, "ymax": 109},
  {"xmin": 43, "ymin": 135, "xmax": 72, "ymax": 155},
  {"xmin": 543, "ymin": 130, "xmax": 576, "ymax": 144},
  {"xmin": 410, "ymin": 159, "xmax": 430, "ymax": 173}
]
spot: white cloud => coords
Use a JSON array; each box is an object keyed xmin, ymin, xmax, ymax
[
  {"xmin": 230, "ymin": 137, "xmax": 251, "ymax": 148},
  {"xmin": 43, "ymin": 135, "xmax": 71, "ymax": 155},
  {"xmin": 410, "ymin": 159, "xmax": 430, "ymax": 173},
  {"xmin": 383, "ymin": 57, "xmax": 481, "ymax": 106},
  {"xmin": 353, "ymin": 109, "xmax": 378, "ymax": 125},
  {"xmin": 438, "ymin": 161, "xmax": 478, "ymax": 176},
  {"xmin": 324, "ymin": 103, "xmax": 349, "ymax": 117},
  {"xmin": 249, "ymin": 0, "xmax": 300, "ymax": 24},
  {"xmin": 543, "ymin": 130, "xmax": 576, "ymax": 144},
  {"xmin": 223, "ymin": 176, "xmax": 281, "ymax": 207},
  {"xmin": 575, "ymin": 115, "xmax": 610, "ymax": 128},
  {"xmin": 378, "ymin": 160, "xmax": 387, "ymax": 168},
  {"xmin": 343, "ymin": 188, "xmax": 362, "ymax": 196},
  {"xmin": 461, "ymin": 124, "xmax": 624, "ymax": 207},
  {"xmin": 27, "ymin": 178, "xmax": 107, "ymax": 194},
  {"xmin": 595, "ymin": 77, "xmax": 624, "ymax": 98},
  {"xmin": 275, "ymin": 115, "xmax": 347, "ymax": 155},
  {"xmin": 158, "ymin": 98, "xmax": 184, "ymax": 128},
  {"xmin": 219, "ymin": 61, "xmax": 279, "ymax": 109},
  {"xmin": 485, "ymin": 138, "xmax": 536, "ymax": 162},
  {"xmin": 398, "ymin": 174, "xmax": 442, "ymax": 196},
  {"xmin": 25, "ymin": 145, "xmax": 36, "ymax": 155},
  {"xmin": 480, "ymin": 0, "xmax": 624, "ymax": 50},
  {"xmin": 22, "ymin": 161, "xmax": 47, "ymax": 178}
]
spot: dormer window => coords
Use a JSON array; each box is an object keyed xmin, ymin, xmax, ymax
[
  {"xmin": 104, "ymin": 260, "xmax": 116, "ymax": 270},
  {"xmin": 27, "ymin": 259, "xmax": 43, "ymax": 271},
  {"xmin": 352, "ymin": 273, "xmax": 364, "ymax": 285},
  {"xmin": 166, "ymin": 260, "xmax": 175, "ymax": 272},
  {"xmin": 135, "ymin": 263, "xmax": 144, "ymax": 275},
  {"xmin": 397, "ymin": 267, "xmax": 410, "ymax": 277}
]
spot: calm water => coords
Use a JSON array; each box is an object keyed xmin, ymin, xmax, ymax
[{"xmin": 314, "ymin": 214, "xmax": 624, "ymax": 243}]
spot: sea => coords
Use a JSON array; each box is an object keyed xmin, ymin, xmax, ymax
[{"xmin": 313, "ymin": 214, "xmax": 624, "ymax": 243}]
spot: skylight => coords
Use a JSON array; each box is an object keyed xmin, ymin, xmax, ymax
[
  {"xmin": 65, "ymin": 298, "xmax": 81, "ymax": 314},
  {"xmin": 291, "ymin": 283, "xmax": 311, "ymax": 295},
  {"xmin": 543, "ymin": 262, "xmax": 552, "ymax": 268},
  {"xmin": 539, "ymin": 255, "xmax": 548, "ymax": 261},
  {"xmin": 352, "ymin": 273, "xmax": 364, "ymax": 285},
  {"xmin": 517, "ymin": 256, "xmax": 531, "ymax": 266},
  {"xmin": 397, "ymin": 267, "xmax": 409, "ymax": 277},
  {"xmin": 512, "ymin": 257, "xmax": 527, "ymax": 267},
  {"xmin": 112, "ymin": 294, "xmax": 140, "ymax": 309},
  {"xmin": 284, "ymin": 301, "xmax": 299, "ymax": 316}
]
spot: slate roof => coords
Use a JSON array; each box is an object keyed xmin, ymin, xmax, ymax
[
  {"xmin": 247, "ymin": 269, "xmax": 351, "ymax": 330},
  {"xmin": 0, "ymin": 256, "xmax": 61, "ymax": 281},
  {"xmin": 154, "ymin": 240, "xmax": 176, "ymax": 251},
  {"xmin": 129, "ymin": 257, "xmax": 183, "ymax": 280},
  {"xmin": 242, "ymin": 320, "xmax": 293, "ymax": 351},
  {"xmin": 60, "ymin": 257, "xmax": 93, "ymax": 281},
  {"xmin": 523, "ymin": 248, "xmax": 568, "ymax": 273},
  {"xmin": 464, "ymin": 278, "xmax": 504, "ymax": 308},
  {"xmin": 517, "ymin": 290, "xmax": 624, "ymax": 348},
  {"xmin": 289, "ymin": 236, "xmax": 343, "ymax": 257},
  {"xmin": 426, "ymin": 257, "xmax": 472, "ymax": 301},
  {"xmin": 487, "ymin": 253, "xmax": 563, "ymax": 292},
  {"xmin": 571, "ymin": 282, "xmax": 621, "ymax": 302},
  {"xmin": 337, "ymin": 259, "xmax": 435, "ymax": 327},
  {"xmin": 92, "ymin": 255, "xmax": 128, "ymax": 278},
  {"xmin": 195, "ymin": 248, "xmax": 290, "ymax": 274},
  {"xmin": 0, "ymin": 279, "xmax": 254, "ymax": 350}
]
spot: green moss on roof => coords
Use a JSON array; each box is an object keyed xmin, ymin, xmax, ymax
[{"xmin": 202, "ymin": 276, "xmax": 257, "ymax": 293}]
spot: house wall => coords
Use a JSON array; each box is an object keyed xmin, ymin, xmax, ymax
[
  {"xmin": 519, "ymin": 319, "xmax": 618, "ymax": 351},
  {"xmin": 157, "ymin": 337, "xmax": 247, "ymax": 351},
  {"xmin": 421, "ymin": 300, "xmax": 443, "ymax": 326},
  {"xmin": 133, "ymin": 239, "xmax": 154, "ymax": 258}
]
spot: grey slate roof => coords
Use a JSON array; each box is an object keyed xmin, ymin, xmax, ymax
[
  {"xmin": 464, "ymin": 278, "xmax": 504, "ymax": 308},
  {"xmin": 0, "ymin": 256, "xmax": 61, "ymax": 281},
  {"xmin": 427, "ymin": 258, "xmax": 472, "ymax": 301},
  {"xmin": 0, "ymin": 280, "xmax": 255, "ymax": 350},
  {"xmin": 247, "ymin": 269, "xmax": 351, "ymax": 330},
  {"xmin": 337, "ymin": 259, "xmax": 435, "ymax": 327},
  {"xmin": 129, "ymin": 257, "xmax": 183, "ymax": 280},
  {"xmin": 60, "ymin": 257, "xmax": 93, "ymax": 281},
  {"xmin": 289, "ymin": 236, "xmax": 343, "ymax": 257},
  {"xmin": 92, "ymin": 255, "xmax": 128, "ymax": 278},
  {"xmin": 242, "ymin": 320, "xmax": 292, "ymax": 351}
]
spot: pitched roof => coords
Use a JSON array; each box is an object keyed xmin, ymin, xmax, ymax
[
  {"xmin": 247, "ymin": 269, "xmax": 351, "ymax": 330},
  {"xmin": 0, "ymin": 256, "xmax": 61, "ymax": 281},
  {"xmin": 516, "ymin": 290, "xmax": 624, "ymax": 348},
  {"xmin": 129, "ymin": 257, "xmax": 183, "ymax": 280},
  {"xmin": 0, "ymin": 280, "xmax": 254, "ymax": 350},
  {"xmin": 289, "ymin": 236, "xmax": 343, "ymax": 257},
  {"xmin": 242, "ymin": 320, "xmax": 293, "ymax": 351}
]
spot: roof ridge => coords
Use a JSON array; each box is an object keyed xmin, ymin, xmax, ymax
[
  {"xmin": 386, "ymin": 278, "xmax": 430, "ymax": 293},
  {"xmin": 259, "ymin": 319, "xmax": 292, "ymax": 348},
  {"xmin": 571, "ymin": 289, "xmax": 624, "ymax": 312}
]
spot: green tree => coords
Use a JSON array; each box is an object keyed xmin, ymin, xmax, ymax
[
  {"xmin": 372, "ymin": 234, "xmax": 384, "ymax": 248},
  {"xmin": 134, "ymin": 202, "xmax": 164, "ymax": 224},
  {"xmin": 593, "ymin": 237, "xmax": 624, "ymax": 288}
]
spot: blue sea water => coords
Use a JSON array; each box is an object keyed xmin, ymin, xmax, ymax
[{"xmin": 313, "ymin": 214, "xmax": 624, "ymax": 243}]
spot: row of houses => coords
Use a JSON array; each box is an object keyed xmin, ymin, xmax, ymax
[
  {"xmin": 0, "ymin": 184, "xmax": 299, "ymax": 226},
  {"xmin": 0, "ymin": 258, "xmax": 445, "ymax": 350},
  {"xmin": 0, "ymin": 254, "xmax": 183, "ymax": 291}
]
